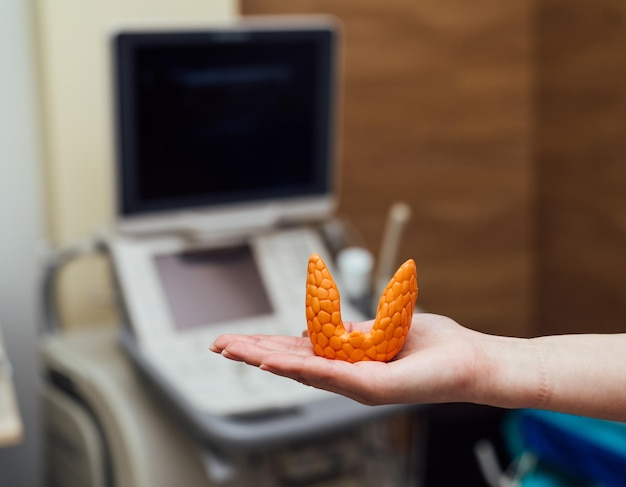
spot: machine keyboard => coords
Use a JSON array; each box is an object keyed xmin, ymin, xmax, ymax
[{"xmin": 143, "ymin": 226, "xmax": 338, "ymax": 416}]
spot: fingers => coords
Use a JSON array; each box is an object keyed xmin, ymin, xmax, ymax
[
  {"xmin": 211, "ymin": 332, "xmax": 390, "ymax": 404},
  {"xmin": 210, "ymin": 334, "xmax": 314, "ymax": 366},
  {"xmin": 212, "ymin": 334, "xmax": 305, "ymax": 352}
]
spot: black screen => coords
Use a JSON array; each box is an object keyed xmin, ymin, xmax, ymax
[{"xmin": 114, "ymin": 27, "xmax": 336, "ymax": 216}]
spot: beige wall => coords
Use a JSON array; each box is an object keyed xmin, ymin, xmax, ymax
[{"xmin": 34, "ymin": 0, "xmax": 238, "ymax": 327}]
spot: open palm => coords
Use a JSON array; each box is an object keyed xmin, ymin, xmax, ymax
[{"xmin": 211, "ymin": 313, "xmax": 482, "ymax": 406}]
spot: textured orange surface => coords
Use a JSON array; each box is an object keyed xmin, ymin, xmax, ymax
[{"xmin": 305, "ymin": 254, "xmax": 418, "ymax": 362}]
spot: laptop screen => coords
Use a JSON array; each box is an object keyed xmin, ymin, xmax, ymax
[{"xmin": 112, "ymin": 19, "xmax": 339, "ymax": 232}]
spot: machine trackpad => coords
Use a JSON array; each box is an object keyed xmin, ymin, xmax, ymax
[{"xmin": 153, "ymin": 244, "xmax": 273, "ymax": 332}]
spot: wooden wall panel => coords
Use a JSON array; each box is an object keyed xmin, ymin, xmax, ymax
[
  {"xmin": 535, "ymin": 1, "xmax": 626, "ymax": 335},
  {"xmin": 243, "ymin": 0, "xmax": 534, "ymax": 336}
]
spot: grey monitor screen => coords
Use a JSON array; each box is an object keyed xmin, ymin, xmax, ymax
[{"xmin": 154, "ymin": 244, "xmax": 273, "ymax": 331}]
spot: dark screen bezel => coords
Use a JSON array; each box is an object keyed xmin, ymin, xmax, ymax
[{"xmin": 112, "ymin": 25, "xmax": 338, "ymax": 217}]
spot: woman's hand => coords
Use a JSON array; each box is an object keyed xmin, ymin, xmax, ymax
[
  {"xmin": 212, "ymin": 312, "xmax": 626, "ymax": 422},
  {"xmin": 210, "ymin": 313, "xmax": 483, "ymax": 406}
]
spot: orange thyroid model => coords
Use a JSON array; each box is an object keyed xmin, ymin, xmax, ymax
[{"xmin": 305, "ymin": 253, "xmax": 418, "ymax": 362}]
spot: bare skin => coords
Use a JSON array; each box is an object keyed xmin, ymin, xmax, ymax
[{"xmin": 211, "ymin": 313, "xmax": 626, "ymax": 422}]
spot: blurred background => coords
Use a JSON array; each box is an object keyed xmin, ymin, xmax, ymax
[{"xmin": 1, "ymin": 0, "xmax": 625, "ymax": 486}]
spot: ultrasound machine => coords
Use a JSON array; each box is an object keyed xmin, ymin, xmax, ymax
[{"xmin": 40, "ymin": 16, "xmax": 418, "ymax": 487}]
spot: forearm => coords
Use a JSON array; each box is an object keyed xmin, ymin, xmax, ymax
[{"xmin": 475, "ymin": 332, "xmax": 626, "ymax": 421}]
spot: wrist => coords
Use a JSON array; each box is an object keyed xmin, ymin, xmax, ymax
[{"xmin": 472, "ymin": 334, "xmax": 551, "ymax": 411}]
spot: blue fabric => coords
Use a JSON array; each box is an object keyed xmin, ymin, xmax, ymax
[{"xmin": 505, "ymin": 410, "xmax": 626, "ymax": 486}]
